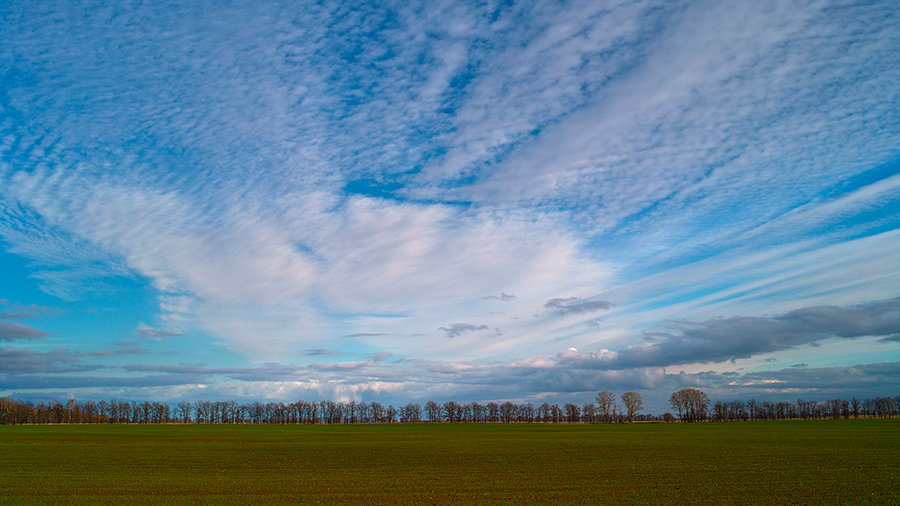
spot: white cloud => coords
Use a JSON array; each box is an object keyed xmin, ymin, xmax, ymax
[{"xmin": 1, "ymin": 167, "xmax": 613, "ymax": 360}]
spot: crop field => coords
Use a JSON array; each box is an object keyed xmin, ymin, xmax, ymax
[{"xmin": 2, "ymin": 420, "xmax": 898, "ymax": 504}]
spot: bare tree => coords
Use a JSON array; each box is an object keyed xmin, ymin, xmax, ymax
[
  {"xmin": 469, "ymin": 403, "xmax": 485, "ymax": 423},
  {"xmin": 669, "ymin": 389, "xmax": 710, "ymax": 422},
  {"xmin": 713, "ymin": 401, "xmax": 728, "ymax": 421},
  {"xmin": 400, "ymin": 403, "xmax": 421, "ymax": 422},
  {"xmin": 442, "ymin": 401, "xmax": 460, "ymax": 423},
  {"xmin": 728, "ymin": 400, "xmax": 747, "ymax": 421},
  {"xmin": 596, "ymin": 391, "xmax": 617, "ymax": 423},
  {"xmin": 581, "ymin": 403, "xmax": 596, "ymax": 423},
  {"xmin": 500, "ymin": 402, "xmax": 517, "ymax": 423},
  {"xmin": 563, "ymin": 403, "xmax": 581, "ymax": 423},
  {"xmin": 487, "ymin": 402, "xmax": 500, "ymax": 423},
  {"xmin": 424, "ymin": 401, "xmax": 441, "ymax": 422},
  {"xmin": 538, "ymin": 403, "xmax": 551, "ymax": 423},
  {"xmin": 368, "ymin": 402, "xmax": 384, "ymax": 423},
  {"xmin": 620, "ymin": 392, "xmax": 643, "ymax": 423},
  {"xmin": 175, "ymin": 401, "xmax": 192, "ymax": 423},
  {"xmin": 552, "ymin": 404, "xmax": 564, "ymax": 423}
]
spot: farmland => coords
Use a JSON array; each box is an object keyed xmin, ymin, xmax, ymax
[{"xmin": 2, "ymin": 420, "xmax": 898, "ymax": 504}]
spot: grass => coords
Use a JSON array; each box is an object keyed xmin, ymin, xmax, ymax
[{"xmin": 1, "ymin": 419, "xmax": 898, "ymax": 504}]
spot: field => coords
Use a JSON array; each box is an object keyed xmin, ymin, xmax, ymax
[{"xmin": 2, "ymin": 420, "xmax": 898, "ymax": 504}]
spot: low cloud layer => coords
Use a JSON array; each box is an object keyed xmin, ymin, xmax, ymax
[{"xmin": 6, "ymin": 350, "xmax": 898, "ymax": 413}]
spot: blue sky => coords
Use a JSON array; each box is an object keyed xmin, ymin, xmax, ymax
[{"xmin": 1, "ymin": 0, "xmax": 898, "ymax": 411}]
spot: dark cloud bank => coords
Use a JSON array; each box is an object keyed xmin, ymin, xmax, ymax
[{"xmin": 598, "ymin": 297, "xmax": 900, "ymax": 369}]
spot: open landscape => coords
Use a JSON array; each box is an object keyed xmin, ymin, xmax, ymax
[
  {"xmin": 2, "ymin": 0, "xmax": 899, "ymax": 503},
  {"xmin": 2, "ymin": 420, "xmax": 898, "ymax": 503}
]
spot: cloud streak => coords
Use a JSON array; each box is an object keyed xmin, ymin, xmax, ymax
[
  {"xmin": 439, "ymin": 323, "xmax": 490, "ymax": 338},
  {"xmin": 0, "ymin": 347, "xmax": 101, "ymax": 374},
  {"xmin": 136, "ymin": 324, "xmax": 186, "ymax": 339},
  {"xmin": 542, "ymin": 297, "xmax": 613, "ymax": 317},
  {"xmin": 0, "ymin": 321, "xmax": 49, "ymax": 341}
]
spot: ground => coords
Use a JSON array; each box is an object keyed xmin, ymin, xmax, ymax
[{"xmin": 2, "ymin": 419, "xmax": 898, "ymax": 504}]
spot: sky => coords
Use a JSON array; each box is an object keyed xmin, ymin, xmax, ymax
[{"xmin": 1, "ymin": 0, "xmax": 898, "ymax": 412}]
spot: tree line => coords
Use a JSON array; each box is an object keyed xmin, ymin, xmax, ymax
[{"xmin": 1, "ymin": 390, "xmax": 898, "ymax": 425}]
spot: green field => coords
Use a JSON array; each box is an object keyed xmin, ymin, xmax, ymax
[{"xmin": 2, "ymin": 420, "xmax": 898, "ymax": 504}]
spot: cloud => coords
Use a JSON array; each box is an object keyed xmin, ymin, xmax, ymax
[
  {"xmin": 2, "ymin": 170, "xmax": 612, "ymax": 360},
  {"xmin": 10, "ymin": 347, "xmax": 896, "ymax": 412},
  {"xmin": 0, "ymin": 304, "xmax": 63, "ymax": 320},
  {"xmin": 0, "ymin": 347, "xmax": 101, "ymax": 374},
  {"xmin": 123, "ymin": 364, "xmax": 248, "ymax": 375},
  {"xmin": 135, "ymin": 324, "xmax": 186, "ymax": 339},
  {"xmin": 542, "ymin": 297, "xmax": 613, "ymax": 317},
  {"xmin": 0, "ymin": 321, "xmax": 50, "ymax": 341},
  {"xmin": 120, "ymin": 362, "xmax": 311, "ymax": 384},
  {"xmin": 439, "ymin": 323, "xmax": 489, "ymax": 338},
  {"xmin": 584, "ymin": 319, "xmax": 603, "ymax": 328},
  {"xmin": 451, "ymin": 0, "xmax": 899, "ymax": 238},
  {"xmin": 730, "ymin": 362, "xmax": 900, "ymax": 393},
  {"xmin": 605, "ymin": 297, "xmax": 900, "ymax": 369},
  {"xmin": 87, "ymin": 346, "xmax": 147, "ymax": 356},
  {"xmin": 0, "ymin": 374, "xmax": 202, "ymax": 390},
  {"xmin": 0, "ymin": 311, "xmax": 31, "ymax": 319},
  {"xmin": 305, "ymin": 348, "xmax": 338, "ymax": 356},
  {"xmin": 484, "ymin": 293, "xmax": 517, "ymax": 301},
  {"xmin": 344, "ymin": 332, "xmax": 387, "ymax": 338}
]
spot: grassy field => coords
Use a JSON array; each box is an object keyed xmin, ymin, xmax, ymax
[{"xmin": 2, "ymin": 420, "xmax": 898, "ymax": 504}]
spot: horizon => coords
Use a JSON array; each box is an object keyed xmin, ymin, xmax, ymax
[{"xmin": 1, "ymin": 0, "xmax": 899, "ymax": 413}]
